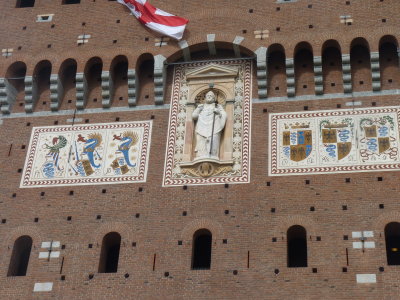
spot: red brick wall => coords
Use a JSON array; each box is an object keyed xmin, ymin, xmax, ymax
[{"xmin": 1, "ymin": 0, "xmax": 400, "ymax": 299}]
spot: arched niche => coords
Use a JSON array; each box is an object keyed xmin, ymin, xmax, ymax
[{"xmin": 180, "ymin": 64, "xmax": 238, "ymax": 165}]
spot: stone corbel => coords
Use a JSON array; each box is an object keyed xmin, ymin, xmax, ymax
[
  {"xmin": 76, "ymin": 72, "xmax": 87, "ymax": 110},
  {"xmin": 50, "ymin": 74, "xmax": 63, "ymax": 111},
  {"xmin": 101, "ymin": 70, "xmax": 113, "ymax": 108},
  {"xmin": 24, "ymin": 75, "xmax": 37, "ymax": 113},
  {"xmin": 127, "ymin": 69, "xmax": 138, "ymax": 107},
  {"xmin": 0, "ymin": 77, "xmax": 17, "ymax": 114},
  {"xmin": 154, "ymin": 54, "xmax": 166, "ymax": 105}
]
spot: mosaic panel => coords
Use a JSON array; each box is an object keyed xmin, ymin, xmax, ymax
[
  {"xmin": 269, "ymin": 106, "xmax": 400, "ymax": 176},
  {"xmin": 20, "ymin": 121, "xmax": 152, "ymax": 188}
]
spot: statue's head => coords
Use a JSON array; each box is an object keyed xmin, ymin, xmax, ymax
[{"xmin": 205, "ymin": 90, "xmax": 216, "ymax": 104}]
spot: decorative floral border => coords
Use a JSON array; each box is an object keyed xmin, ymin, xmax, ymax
[
  {"xmin": 162, "ymin": 60, "xmax": 252, "ymax": 186},
  {"xmin": 20, "ymin": 121, "xmax": 152, "ymax": 188},
  {"xmin": 269, "ymin": 106, "xmax": 400, "ymax": 176}
]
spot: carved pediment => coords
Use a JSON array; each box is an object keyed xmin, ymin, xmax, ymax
[{"xmin": 186, "ymin": 64, "xmax": 238, "ymax": 81}]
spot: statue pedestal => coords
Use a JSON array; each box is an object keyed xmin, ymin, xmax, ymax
[{"xmin": 179, "ymin": 158, "xmax": 233, "ymax": 178}]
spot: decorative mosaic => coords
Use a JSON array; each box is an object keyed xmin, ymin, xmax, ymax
[
  {"xmin": 163, "ymin": 60, "xmax": 252, "ymax": 186},
  {"xmin": 20, "ymin": 121, "xmax": 152, "ymax": 188},
  {"xmin": 269, "ymin": 106, "xmax": 400, "ymax": 176}
]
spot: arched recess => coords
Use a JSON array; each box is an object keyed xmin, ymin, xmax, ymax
[
  {"xmin": 110, "ymin": 55, "xmax": 128, "ymax": 107},
  {"xmin": 350, "ymin": 38, "xmax": 372, "ymax": 92},
  {"xmin": 192, "ymin": 229, "xmax": 212, "ymax": 270},
  {"xmin": 7, "ymin": 235, "xmax": 33, "ymax": 276},
  {"xmin": 385, "ymin": 222, "xmax": 400, "ymax": 265},
  {"xmin": 84, "ymin": 57, "xmax": 103, "ymax": 109},
  {"xmin": 267, "ymin": 44, "xmax": 287, "ymax": 98},
  {"xmin": 287, "ymin": 225, "xmax": 307, "ymax": 268},
  {"xmin": 3, "ymin": 61, "xmax": 27, "ymax": 114},
  {"xmin": 98, "ymin": 232, "xmax": 121, "ymax": 273},
  {"xmin": 294, "ymin": 42, "xmax": 315, "ymax": 96},
  {"xmin": 136, "ymin": 53, "xmax": 154, "ymax": 106},
  {"xmin": 322, "ymin": 40, "xmax": 343, "ymax": 94},
  {"xmin": 33, "ymin": 60, "xmax": 52, "ymax": 111},
  {"xmin": 379, "ymin": 35, "xmax": 400, "ymax": 90},
  {"xmin": 58, "ymin": 58, "xmax": 77, "ymax": 110}
]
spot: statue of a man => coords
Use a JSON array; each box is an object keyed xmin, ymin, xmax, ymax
[{"xmin": 192, "ymin": 90, "xmax": 227, "ymax": 159}]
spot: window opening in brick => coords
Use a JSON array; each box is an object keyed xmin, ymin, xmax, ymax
[
  {"xmin": 5, "ymin": 61, "xmax": 27, "ymax": 111},
  {"xmin": 192, "ymin": 229, "xmax": 212, "ymax": 270},
  {"xmin": 379, "ymin": 266, "xmax": 384, "ymax": 272},
  {"xmin": 287, "ymin": 225, "xmax": 307, "ymax": 267},
  {"xmin": 137, "ymin": 53, "xmax": 154, "ymax": 105},
  {"xmin": 7, "ymin": 236, "xmax": 32, "ymax": 276},
  {"xmin": 350, "ymin": 38, "xmax": 372, "ymax": 92},
  {"xmin": 98, "ymin": 232, "xmax": 121, "ymax": 273},
  {"xmin": 379, "ymin": 204, "xmax": 384, "ymax": 209},
  {"xmin": 62, "ymin": 0, "xmax": 80, "ymax": 4},
  {"xmin": 385, "ymin": 222, "xmax": 400, "ymax": 265},
  {"xmin": 379, "ymin": 37, "xmax": 400, "ymax": 90},
  {"xmin": 16, "ymin": 0, "xmax": 35, "ymax": 7}
]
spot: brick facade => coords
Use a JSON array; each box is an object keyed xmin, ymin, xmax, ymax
[{"xmin": 1, "ymin": 0, "xmax": 400, "ymax": 299}]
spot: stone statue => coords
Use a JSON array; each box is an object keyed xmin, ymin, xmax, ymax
[{"xmin": 192, "ymin": 90, "xmax": 227, "ymax": 159}]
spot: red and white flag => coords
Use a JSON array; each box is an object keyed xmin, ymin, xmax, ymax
[{"xmin": 117, "ymin": 0, "xmax": 189, "ymax": 40}]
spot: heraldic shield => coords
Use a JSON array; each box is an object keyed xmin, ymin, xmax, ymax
[
  {"xmin": 363, "ymin": 125, "xmax": 391, "ymax": 154},
  {"xmin": 321, "ymin": 128, "xmax": 352, "ymax": 160},
  {"xmin": 283, "ymin": 128, "xmax": 312, "ymax": 162}
]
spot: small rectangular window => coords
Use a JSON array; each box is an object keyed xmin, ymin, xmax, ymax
[
  {"xmin": 16, "ymin": 0, "xmax": 35, "ymax": 8},
  {"xmin": 62, "ymin": 0, "xmax": 80, "ymax": 4}
]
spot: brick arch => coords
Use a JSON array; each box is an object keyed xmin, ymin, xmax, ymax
[
  {"xmin": 181, "ymin": 218, "xmax": 224, "ymax": 242},
  {"xmin": 341, "ymin": 32, "xmax": 374, "ymax": 54},
  {"xmin": 165, "ymin": 35, "xmax": 258, "ymax": 63},
  {"xmin": 0, "ymin": 56, "xmax": 31, "ymax": 77},
  {"xmin": 1, "ymin": 226, "xmax": 42, "ymax": 277},
  {"xmin": 91, "ymin": 222, "xmax": 133, "ymax": 245},
  {"xmin": 273, "ymin": 215, "xmax": 318, "ymax": 237},
  {"xmin": 374, "ymin": 212, "xmax": 400, "ymax": 235},
  {"xmin": 367, "ymin": 27, "xmax": 400, "ymax": 52}
]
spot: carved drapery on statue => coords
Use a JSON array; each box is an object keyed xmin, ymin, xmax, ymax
[
  {"xmin": 163, "ymin": 60, "xmax": 252, "ymax": 186},
  {"xmin": 192, "ymin": 90, "xmax": 227, "ymax": 160}
]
